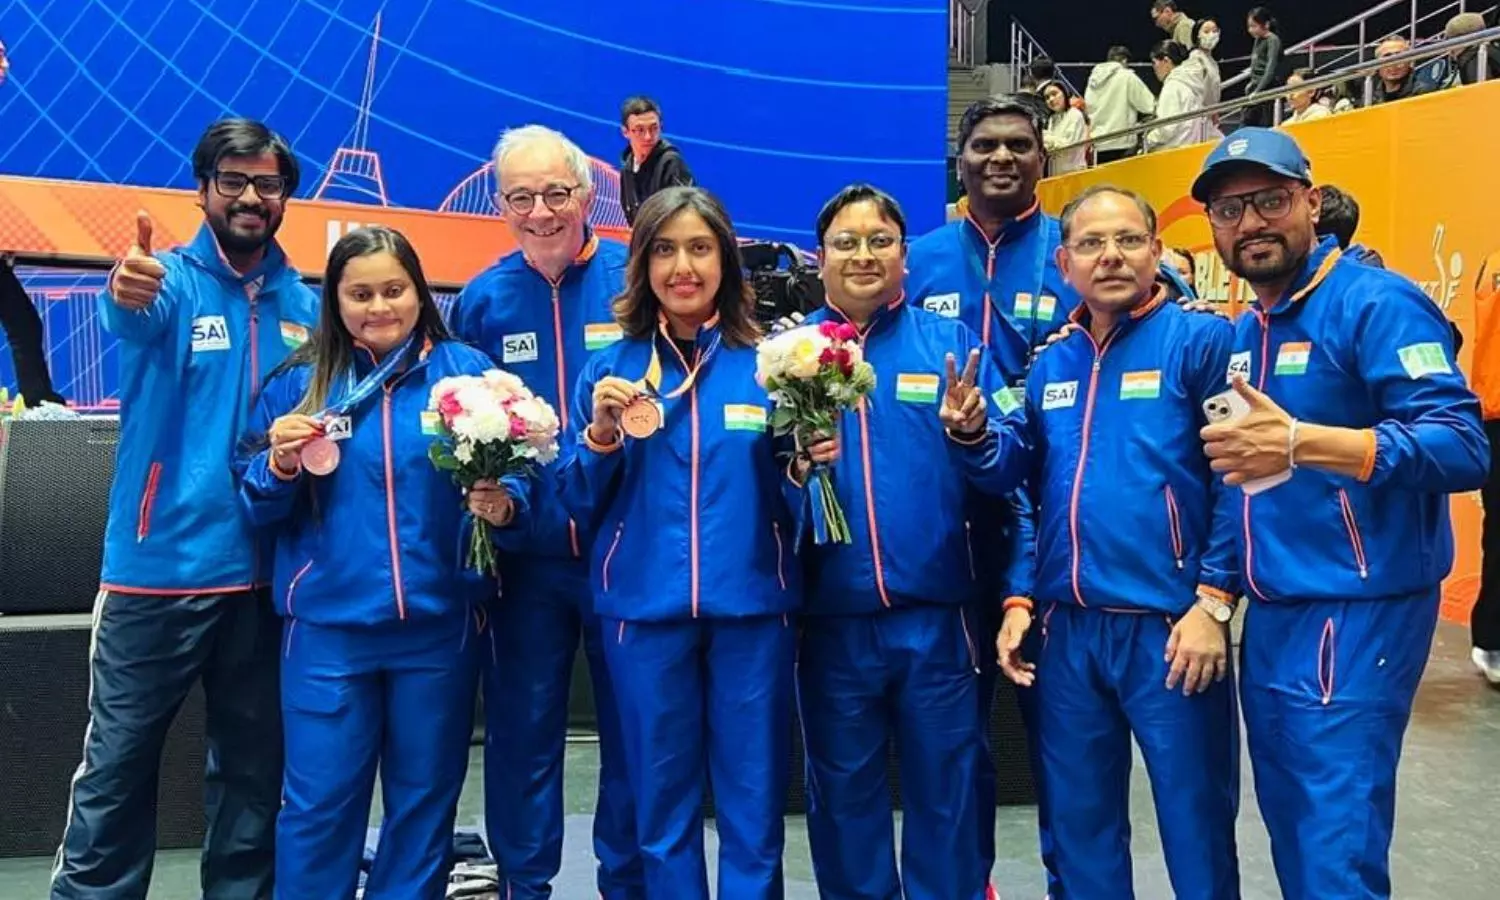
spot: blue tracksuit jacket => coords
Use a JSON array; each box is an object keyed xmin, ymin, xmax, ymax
[
  {"xmin": 447, "ymin": 233, "xmax": 629, "ymax": 564},
  {"xmin": 556, "ymin": 321, "xmax": 801, "ymax": 622},
  {"xmin": 97, "ymin": 223, "xmax": 320, "ymax": 593},
  {"xmin": 235, "ymin": 339, "xmax": 533, "ymax": 626},
  {"xmin": 1230, "ymin": 238, "xmax": 1489, "ymax": 604},
  {"xmin": 789, "ymin": 300, "xmax": 1029, "ymax": 616},
  {"xmin": 975, "ymin": 290, "xmax": 1242, "ymax": 614}
]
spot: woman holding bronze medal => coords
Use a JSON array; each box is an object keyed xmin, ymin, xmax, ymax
[
  {"xmin": 557, "ymin": 186, "xmax": 802, "ymax": 899},
  {"xmin": 234, "ymin": 226, "xmax": 529, "ymax": 898}
]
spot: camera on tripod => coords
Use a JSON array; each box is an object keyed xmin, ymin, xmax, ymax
[{"xmin": 740, "ymin": 241, "xmax": 824, "ymax": 328}]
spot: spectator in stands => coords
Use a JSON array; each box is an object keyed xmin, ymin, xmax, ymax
[
  {"xmin": 1315, "ymin": 185, "xmax": 1383, "ymax": 267},
  {"xmin": 0, "ymin": 255, "xmax": 65, "ymax": 407},
  {"xmin": 1439, "ymin": 12, "xmax": 1500, "ymax": 88},
  {"xmin": 1166, "ymin": 246, "xmax": 1196, "ymax": 285},
  {"xmin": 1242, "ymin": 7, "xmax": 1284, "ymax": 127},
  {"xmin": 50, "ymin": 117, "xmax": 318, "ymax": 900},
  {"xmin": 1372, "ymin": 38, "xmax": 1432, "ymax": 104},
  {"xmin": 1039, "ymin": 80, "xmax": 1090, "ymax": 175},
  {"xmin": 1283, "ymin": 69, "xmax": 1332, "ymax": 125},
  {"xmin": 1084, "ymin": 46, "xmax": 1157, "ymax": 164},
  {"xmin": 1020, "ymin": 56, "xmax": 1057, "ymax": 93},
  {"xmin": 618, "ymin": 96, "xmax": 693, "ymax": 226},
  {"xmin": 1183, "ymin": 18, "xmax": 1224, "ymax": 112},
  {"xmin": 1145, "ymin": 42, "xmax": 1213, "ymax": 151},
  {"xmin": 1152, "ymin": 1, "xmax": 1197, "ymax": 51}
]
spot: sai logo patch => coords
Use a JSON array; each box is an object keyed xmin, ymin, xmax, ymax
[
  {"xmin": 1227, "ymin": 350, "xmax": 1252, "ymax": 384},
  {"xmin": 1041, "ymin": 380, "xmax": 1079, "ymax": 411},
  {"xmin": 502, "ymin": 332, "xmax": 539, "ymax": 364},
  {"xmin": 191, "ymin": 315, "xmax": 231, "ymax": 353},
  {"xmin": 922, "ymin": 293, "xmax": 961, "ymax": 319}
]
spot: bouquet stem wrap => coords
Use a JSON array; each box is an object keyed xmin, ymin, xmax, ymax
[{"xmin": 805, "ymin": 462, "xmax": 850, "ymax": 545}]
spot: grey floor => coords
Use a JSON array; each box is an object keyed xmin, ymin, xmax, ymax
[{"xmin": 3, "ymin": 620, "xmax": 1497, "ymax": 899}]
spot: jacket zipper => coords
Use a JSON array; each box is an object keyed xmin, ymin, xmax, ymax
[
  {"xmin": 248, "ymin": 295, "xmax": 260, "ymax": 400},
  {"xmin": 959, "ymin": 606, "xmax": 981, "ymax": 673},
  {"xmin": 1242, "ymin": 312, "xmax": 1273, "ymax": 602},
  {"xmin": 773, "ymin": 521, "xmax": 787, "ymax": 590},
  {"xmin": 381, "ymin": 386, "xmax": 408, "ymax": 619},
  {"xmin": 1067, "ymin": 335, "xmax": 1113, "ymax": 606},
  {"xmin": 1337, "ymin": 488, "xmax": 1370, "ymax": 579},
  {"xmin": 964, "ymin": 519, "xmax": 977, "ymax": 579},
  {"xmin": 601, "ymin": 522, "xmax": 625, "ymax": 592},
  {"xmin": 136, "ymin": 461, "xmax": 163, "ymax": 541},
  {"xmin": 284, "ymin": 559, "xmax": 314, "ymax": 616},
  {"xmin": 550, "ymin": 284, "xmax": 582, "ymax": 559},
  {"xmin": 1163, "ymin": 485, "xmax": 1184, "ymax": 570},
  {"xmin": 981, "ymin": 243, "xmax": 997, "ymax": 347}
]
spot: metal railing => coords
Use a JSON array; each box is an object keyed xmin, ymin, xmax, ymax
[
  {"xmin": 1309, "ymin": 2, "xmax": 1494, "ymax": 76},
  {"xmin": 1223, "ymin": 0, "xmax": 1470, "ymax": 91},
  {"xmin": 1052, "ymin": 25, "xmax": 1497, "ymax": 158},
  {"xmin": 950, "ymin": 0, "xmax": 979, "ymax": 68},
  {"xmin": 1008, "ymin": 17, "xmax": 1081, "ymax": 95}
]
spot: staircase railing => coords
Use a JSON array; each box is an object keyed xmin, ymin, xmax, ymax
[
  {"xmin": 950, "ymin": 0, "xmax": 979, "ymax": 68},
  {"xmin": 1008, "ymin": 16, "xmax": 1081, "ymax": 95}
]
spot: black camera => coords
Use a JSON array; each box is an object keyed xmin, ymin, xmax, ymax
[{"xmin": 740, "ymin": 241, "xmax": 824, "ymax": 328}]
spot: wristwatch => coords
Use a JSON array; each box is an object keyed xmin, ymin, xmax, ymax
[{"xmin": 1195, "ymin": 592, "xmax": 1234, "ymax": 624}]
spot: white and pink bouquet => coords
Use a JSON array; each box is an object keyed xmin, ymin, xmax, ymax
[
  {"xmin": 755, "ymin": 321, "xmax": 877, "ymax": 544},
  {"xmin": 427, "ymin": 369, "xmax": 561, "ymax": 575}
]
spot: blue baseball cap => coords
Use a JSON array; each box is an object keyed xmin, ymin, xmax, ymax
[{"xmin": 1190, "ymin": 128, "xmax": 1314, "ymax": 203}]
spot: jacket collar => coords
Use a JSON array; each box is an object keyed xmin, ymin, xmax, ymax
[
  {"xmin": 181, "ymin": 221, "xmax": 296, "ymax": 292},
  {"xmin": 1068, "ymin": 282, "xmax": 1169, "ymax": 334},
  {"xmin": 825, "ymin": 291, "xmax": 906, "ymax": 339},
  {"xmin": 961, "ymin": 198, "xmax": 1042, "ymax": 250},
  {"xmin": 517, "ymin": 227, "xmax": 600, "ymax": 286},
  {"xmin": 1260, "ymin": 235, "xmax": 1342, "ymax": 316}
]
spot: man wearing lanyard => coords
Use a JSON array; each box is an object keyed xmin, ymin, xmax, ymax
[
  {"xmin": 906, "ymin": 93, "xmax": 1079, "ymax": 896},
  {"xmin": 447, "ymin": 124, "xmax": 642, "ymax": 900},
  {"xmin": 1194, "ymin": 128, "xmax": 1488, "ymax": 898},
  {"xmin": 51, "ymin": 117, "xmax": 318, "ymax": 899}
]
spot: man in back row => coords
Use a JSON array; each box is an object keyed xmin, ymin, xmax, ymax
[{"xmin": 618, "ymin": 96, "xmax": 693, "ymax": 226}]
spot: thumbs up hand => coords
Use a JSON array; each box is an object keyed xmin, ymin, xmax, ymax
[
  {"xmin": 939, "ymin": 349, "xmax": 987, "ymax": 437},
  {"xmin": 110, "ymin": 211, "xmax": 167, "ymax": 310},
  {"xmin": 1199, "ymin": 376, "xmax": 1295, "ymax": 486}
]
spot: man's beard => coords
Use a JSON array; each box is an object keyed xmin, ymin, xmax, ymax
[
  {"xmin": 210, "ymin": 207, "xmax": 279, "ymax": 256},
  {"xmin": 1224, "ymin": 234, "xmax": 1305, "ymax": 285}
]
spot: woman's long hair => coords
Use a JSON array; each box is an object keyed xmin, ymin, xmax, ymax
[
  {"xmin": 612, "ymin": 186, "xmax": 760, "ymax": 348},
  {"xmin": 285, "ymin": 225, "xmax": 450, "ymax": 416}
]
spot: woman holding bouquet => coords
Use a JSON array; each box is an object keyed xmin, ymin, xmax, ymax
[
  {"xmin": 234, "ymin": 226, "xmax": 530, "ymax": 898},
  {"xmin": 557, "ymin": 186, "xmax": 807, "ymax": 900}
]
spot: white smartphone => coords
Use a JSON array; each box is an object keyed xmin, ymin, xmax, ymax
[{"xmin": 1202, "ymin": 388, "xmax": 1292, "ymax": 496}]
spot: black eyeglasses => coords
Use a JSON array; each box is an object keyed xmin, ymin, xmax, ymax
[
  {"xmin": 1205, "ymin": 186, "xmax": 1297, "ymax": 229},
  {"xmin": 502, "ymin": 185, "xmax": 581, "ymax": 215},
  {"xmin": 214, "ymin": 171, "xmax": 287, "ymax": 200},
  {"xmin": 1065, "ymin": 231, "xmax": 1154, "ymax": 257}
]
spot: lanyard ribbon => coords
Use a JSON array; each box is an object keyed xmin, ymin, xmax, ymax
[
  {"xmin": 319, "ymin": 333, "xmax": 420, "ymax": 420},
  {"xmin": 637, "ymin": 326, "xmax": 721, "ymax": 401}
]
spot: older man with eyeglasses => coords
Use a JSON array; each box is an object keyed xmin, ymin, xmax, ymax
[
  {"xmin": 1193, "ymin": 128, "xmax": 1488, "ymax": 899},
  {"xmin": 981, "ymin": 182, "xmax": 1244, "ymax": 899},
  {"xmin": 447, "ymin": 124, "xmax": 643, "ymax": 900}
]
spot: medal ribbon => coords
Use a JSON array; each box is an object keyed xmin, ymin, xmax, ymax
[
  {"xmin": 318, "ymin": 332, "xmax": 420, "ymax": 421},
  {"xmin": 636, "ymin": 321, "xmax": 721, "ymax": 402}
]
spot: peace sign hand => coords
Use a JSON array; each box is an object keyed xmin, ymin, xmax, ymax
[{"xmin": 939, "ymin": 349, "xmax": 987, "ymax": 437}]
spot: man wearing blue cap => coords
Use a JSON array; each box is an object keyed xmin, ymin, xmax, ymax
[{"xmin": 1193, "ymin": 127, "xmax": 1489, "ymax": 898}]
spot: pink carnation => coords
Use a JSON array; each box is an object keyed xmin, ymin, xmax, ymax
[
  {"xmin": 835, "ymin": 323, "xmax": 858, "ymax": 343},
  {"xmin": 508, "ymin": 414, "xmax": 529, "ymax": 439},
  {"xmin": 818, "ymin": 320, "xmax": 841, "ymax": 339},
  {"xmin": 437, "ymin": 390, "xmax": 463, "ymax": 425}
]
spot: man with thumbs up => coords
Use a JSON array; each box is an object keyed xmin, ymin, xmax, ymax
[
  {"xmin": 976, "ymin": 184, "xmax": 1243, "ymax": 898},
  {"xmin": 1192, "ymin": 128, "xmax": 1489, "ymax": 899},
  {"xmin": 50, "ymin": 118, "xmax": 319, "ymax": 900}
]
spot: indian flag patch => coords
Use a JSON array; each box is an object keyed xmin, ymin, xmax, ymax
[
  {"xmin": 1274, "ymin": 342, "xmax": 1311, "ymax": 376},
  {"xmin": 280, "ymin": 321, "xmax": 309, "ymax": 348},
  {"xmin": 723, "ymin": 404, "xmax": 767, "ymax": 432},
  {"xmin": 1120, "ymin": 370, "xmax": 1161, "ymax": 400},
  {"xmin": 1035, "ymin": 294, "xmax": 1057, "ymax": 321},
  {"xmin": 584, "ymin": 323, "xmax": 624, "ymax": 351},
  {"xmin": 1397, "ymin": 342, "xmax": 1453, "ymax": 379},
  {"xmin": 420, "ymin": 411, "xmax": 442, "ymax": 435},
  {"xmin": 896, "ymin": 373, "xmax": 940, "ymax": 404},
  {"xmin": 1013, "ymin": 293, "xmax": 1034, "ymax": 319}
]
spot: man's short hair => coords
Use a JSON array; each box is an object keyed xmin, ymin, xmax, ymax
[
  {"xmin": 957, "ymin": 95, "xmax": 1047, "ymax": 152},
  {"xmin": 1315, "ymin": 184, "xmax": 1360, "ymax": 249},
  {"xmin": 1107, "ymin": 45, "xmax": 1133, "ymax": 64},
  {"xmin": 1152, "ymin": 1, "xmax": 1179, "ymax": 14},
  {"xmin": 620, "ymin": 96, "xmax": 661, "ymax": 125},
  {"xmin": 191, "ymin": 118, "xmax": 300, "ymax": 197},
  {"xmin": 814, "ymin": 184, "xmax": 907, "ymax": 246},
  {"xmin": 1058, "ymin": 184, "xmax": 1159, "ymax": 243},
  {"xmin": 492, "ymin": 125, "xmax": 594, "ymax": 195},
  {"xmin": 1150, "ymin": 41, "xmax": 1188, "ymax": 65}
]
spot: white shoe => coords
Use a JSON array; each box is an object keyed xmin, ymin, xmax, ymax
[{"xmin": 1471, "ymin": 647, "xmax": 1500, "ymax": 685}]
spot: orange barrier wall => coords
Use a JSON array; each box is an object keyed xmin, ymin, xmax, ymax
[
  {"xmin": 0, "ymin": 175, "xmax": 630, "ymax": 286},
  {"xmin": 1037, "ymin": 81, "xmax": 1500, "ymax": 624}
]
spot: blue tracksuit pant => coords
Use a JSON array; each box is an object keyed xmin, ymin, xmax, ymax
[
  {"xmin": 50, "ymin": 589, "xmax": 283, "ymax": 900},
  {"xmin": 1037, "ymin": 604, "xmax": 1241, "ymax": 900},
  {"xmin": 1240, "ymin": 588, "xmax": 1438, "ymax": 900},
  {"xmin": 602, "ymin": 613, "xmax": 795, "ymax": 900},
  {"xmin": 275, "ymin": 614, "xmax": 479, "ymax": 899},
  {"xmin": 798, "ymin": 604, "xmax": 988, "ymax": 900},
  {"xmin": 484, "ymin": 562, "xmax": 640, "ymax": 899}
]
